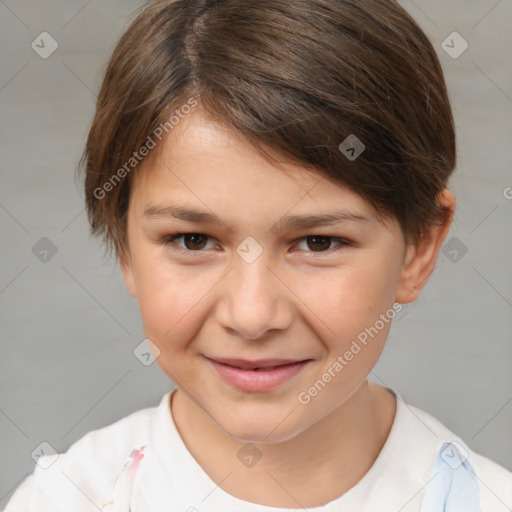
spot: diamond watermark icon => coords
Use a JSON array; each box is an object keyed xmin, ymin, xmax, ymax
[
  {"xmin": 32, "ymin": 237, "xmax": 58, "ymax": 263},
  {"xmin": 441, "ymin": 32, "xmax": 468, "ymax": 59},
  {"xmin": 236, "ymin": 236, "xmax": 263, "ymax": 264},
  {"xmin": 133, "ymin": 338, "xmax": 161, "ymax": 366},
  {"xmin": 31, "ymin": 32, "xmax": 59, "ymax": 59},
  {"xmin": 237, "ymin": 443, "xmax": 262, "ymax": 468},
  {"xmin": 31, "ymin": 441, "xmax": 59, "ymax": 469},
  {"xmin": 339, "ymin": 134, "xmax": 365, "ymax": 161},
  {"xmin": 441, "ymin": 441, "xmax": 469, "ymax": 469},
  {"xmin": 442, "ymin": 237, "xmax": 468, "ymax": 263}
]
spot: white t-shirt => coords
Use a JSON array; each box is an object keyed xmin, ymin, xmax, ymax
[{"xmin": 3, "ymin": 387, "xmax": 512, "ymax": 512}]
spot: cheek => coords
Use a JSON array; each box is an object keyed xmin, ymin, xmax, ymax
[
  {"xmin": 294, "ymin": 261, "xmax": 398, "ymax": 333},
  {"xmin": 135, "ymin": 263, "xmax": 215, "ymax": 348}
]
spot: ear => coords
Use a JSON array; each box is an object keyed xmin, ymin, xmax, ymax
[
  {"xmin": 395, "ymin": 189, "xmax": 456, "ymax": 304},
  {"xmin": 120, "ymin": 251, "xmax": 138, "ymax": 299}
]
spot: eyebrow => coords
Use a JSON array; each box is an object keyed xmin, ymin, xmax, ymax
[{"xmin": 142, "ymin": 204, "xmax": 371, "ymax": 233}]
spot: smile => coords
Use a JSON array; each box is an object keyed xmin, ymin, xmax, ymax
[{"xmin": 206, "ymin": 357, "xmax": 312, "ymax": 392}]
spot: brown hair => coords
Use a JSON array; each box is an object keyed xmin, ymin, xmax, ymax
[{"xmin": 79, "ymin": 0, "xmax": 456, "ymax": 265}]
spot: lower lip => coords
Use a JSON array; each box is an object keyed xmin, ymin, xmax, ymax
[{"xmin": 208, "ymin": 359, "xmax": 310, "ymax": 392}]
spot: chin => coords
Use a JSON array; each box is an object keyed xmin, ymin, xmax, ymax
[{"xmin": 212, "ymin": 408, "xmax": 305, "ymax": 445}]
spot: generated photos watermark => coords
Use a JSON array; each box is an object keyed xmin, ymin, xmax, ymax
[
  {"xmin": 93, "ymin": 96, "xmax": 199, "ymax": 200},
  {"xmin": 297, "ymin": 302, "xmax": 403, "ymax": 405}
]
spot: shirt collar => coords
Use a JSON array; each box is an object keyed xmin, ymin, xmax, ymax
[{"xmin": 131, "ymin": 387, "xmax": 454, "ymax": 512}]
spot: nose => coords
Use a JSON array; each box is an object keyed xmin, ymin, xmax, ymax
[{"xmin": 215, "ymin": 255, "xmax": 294, "ymax": 340}]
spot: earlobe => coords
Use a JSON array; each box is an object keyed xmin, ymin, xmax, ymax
[
  {"xmin": 395, "ymin": 189, "xmax": 456, "ymax": 304},
  {"xmin": 120, "ymin": 253, "xmax": 138, "ymax": 299}
]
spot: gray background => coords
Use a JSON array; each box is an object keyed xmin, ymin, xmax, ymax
[{"xmin": 1, "ymin": 0, "xmax": 511, "ymax": 507}]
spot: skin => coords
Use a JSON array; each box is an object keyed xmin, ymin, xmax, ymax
[{"xmin": 120, "ymin": 108, "xmax": 455, "ymax": 508}]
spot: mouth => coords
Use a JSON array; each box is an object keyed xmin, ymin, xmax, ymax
[
  {"xmin": 208, "ymin": 357, "xmax": 309, "ymax": 370},
  {"xmin": 205, "ymin": 357, "xmax": 312, "ymax": 392}
]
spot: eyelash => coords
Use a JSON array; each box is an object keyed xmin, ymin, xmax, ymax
[{"xmin": 160, "ymin": 233, "xmax": 352, "ymax": 257}]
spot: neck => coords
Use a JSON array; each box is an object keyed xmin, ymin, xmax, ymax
[{"xmin": 170, "ymin": 381, "xmax": 396, "ymax": 508}]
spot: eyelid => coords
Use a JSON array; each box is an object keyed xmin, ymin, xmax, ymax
[
  {"xmin": 162, "ymin": 233, "xmax": 218, "ymax": 253},
  {"xmin": 161, "ymin": 233, "xmax": 352, "ymax": 255},
  {"xmin": 293, "ymin": 236, "xmax": 351, "ymax": 255}
]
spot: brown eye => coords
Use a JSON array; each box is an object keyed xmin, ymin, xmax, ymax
[
  {"xmin": 163, "ymin": 233, "xmax": 214, "ymax": 252},
  {"xmin": 182, "ymin": 234, "xmax": 208, "ymax": 250},
  {"xmin": 306, "ymin": 236, "xmax": 333, "ymax": 252},
  {"xmin": 294, "ymin": 236, "xmax": 351, "ymax": 255}
]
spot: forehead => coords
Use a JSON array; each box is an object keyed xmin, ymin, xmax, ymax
[
  {"xmin": 124, "ymin": 110, "xmax": 406, "ymax": 245},
  {"xmin": 128, "ymin": 110, "xmax": 384, "ymax": 231}
]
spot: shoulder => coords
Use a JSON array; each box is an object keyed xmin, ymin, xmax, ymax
[
  {"xmin": 4, "ymin": 395, "xmax": 166, "ymax": 512},
  {"xmin": 400, "ymin": 396, "xmax": 512, "ymax": 512}
]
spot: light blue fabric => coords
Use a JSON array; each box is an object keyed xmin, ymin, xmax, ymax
[{"xmin": 419, "ymin": 441, "xmax": 482, "ymax": 512}]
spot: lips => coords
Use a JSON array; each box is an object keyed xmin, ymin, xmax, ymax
[
  {"xmin": 206, "ymin": 356, "xmax": 312, "ymax": 392},
  {"xmin": 208, "ymin": 357, "xmax": 307, "ymax": 371}
]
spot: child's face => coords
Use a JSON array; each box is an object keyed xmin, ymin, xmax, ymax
[{"xmin": 121, "ymin": 109, "xmax": 414, "ymax": 443}]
